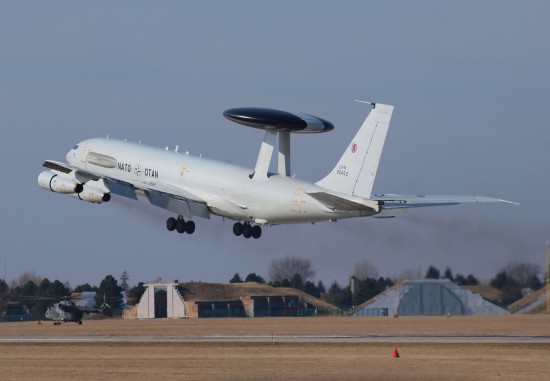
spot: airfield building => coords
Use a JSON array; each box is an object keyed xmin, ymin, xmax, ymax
[
  {"xmin": 353, "ymin": 279, "xmax": 509, "ymax": 316},
  {"xmin": 124, "ymin": 281, "xmax": 337, "ymax": 319},
  {"xmin": 507, "ymin": 287, "xmax": 547, "ymax": 314}
]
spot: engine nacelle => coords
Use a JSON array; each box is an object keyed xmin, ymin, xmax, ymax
[
  {"xmin": 38, "ymin": 171, "xmax": 83, "ymax": 194},
  {"xmin": 70, "ymin": 185, "xmax": 111, "ymax": 204}
]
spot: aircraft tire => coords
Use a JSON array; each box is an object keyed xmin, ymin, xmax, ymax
[
  {"xmin": 242, "ymin": 224, "xmax": 252, "ymax": 239},
  {"xmin": 166, "ymin": 217, "xmax": 177, "ymax": 231},
  {"xmin": 233, "ymin": 222, "xmax": 243, "ymax": 236},
  {"xmin": 185, "ymin": 220, "xmax": 196, "ymax": 234},
  {"xmin": 176, "ymin": 219, "xmax": 186, "ymax": 234},
  {"xmin": 252, "ymin": 225, "xmax": 262, "ymax": 239}
]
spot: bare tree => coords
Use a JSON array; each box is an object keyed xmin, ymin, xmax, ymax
[
  {"xmin": 269, "ymin": 256, "xmax": 315, "ymax": 282},
  {"xmin": 397, "ymin": 267, "xmax": 422, "ymax": 282},
  {"xmin": 9, "ymin": 271, "xmax": 43, "ymax": 289},
  {"xmin": 503, "ymin": 261, "xmax": 541, "ymax": 288},
  {"xmin": 353, "ymin": 259, "xmax": 379, "ymax": 280}
]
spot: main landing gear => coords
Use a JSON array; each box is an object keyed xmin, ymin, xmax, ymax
[
  {"xmin": 233, "ymin": 222, "xmax": 262, "ymax": 239},
  {"xmin": 166, "ymin": 216, "xmax": 195, "ymax": 234}
]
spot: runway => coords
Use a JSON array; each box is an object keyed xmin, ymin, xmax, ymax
[{"xmin": 2, "ymin": 334, "xmax": 550, "ymax": 344}]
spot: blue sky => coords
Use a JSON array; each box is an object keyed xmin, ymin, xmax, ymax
[{"xmin": 1, "ymin": 1, "xmax": 548, "ymax": 288}]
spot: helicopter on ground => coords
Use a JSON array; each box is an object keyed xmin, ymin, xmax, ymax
[{"xmin": 44, "ymin": 296, "xmax": 110, "ymax": 325}]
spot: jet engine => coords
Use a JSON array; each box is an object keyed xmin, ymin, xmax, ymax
[
  {"xmin": 38, "ymin": 171, "xmax": 83, "ymax": 194},
  {"xmin": 69, "ymin": 179, "xmax": 111, "ymax": 204},
  {"xmin": 70, "ymin": 187, "xmax": 111, "ymax": 203}
]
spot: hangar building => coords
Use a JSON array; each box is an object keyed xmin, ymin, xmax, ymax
[
  {"xmin": 134, "ymin": 282, "xmax": 186, "ymax": 319},
  {"xmin": 124, "ymin": 281, "xmax": 337, "ymax": 319},
  {"xmin": 353, "ymin": 279, "xmax": 508, "ymax": 316},
  {"xmin": 508, "ymin": 287, "xmax": 547, "ymax": 314}
]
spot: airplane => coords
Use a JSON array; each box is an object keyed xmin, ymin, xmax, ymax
[{"xmin": 38, "ymin": 102, "xmax": 513, "ymax": 239}]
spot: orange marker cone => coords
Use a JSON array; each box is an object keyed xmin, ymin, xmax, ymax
[{"xmin": 391, "ymin": 347, "xmax": 400, "ymax": 358}]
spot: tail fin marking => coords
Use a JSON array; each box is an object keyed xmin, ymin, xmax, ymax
[{"xmin": 316, "ymin": 103, "xmax": 394, "ymax": 198}]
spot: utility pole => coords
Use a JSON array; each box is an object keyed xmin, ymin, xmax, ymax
[{"xmin": 546, "ymin": 242, "xmax": 550, "ymax": 314}]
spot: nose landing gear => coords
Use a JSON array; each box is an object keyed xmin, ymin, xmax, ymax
[
  {"xmin": 233, "ymin": 222, "xmax": 262, "ymax": 239},
  {"xmin": 166, "ymin": 216, "xmax": 195, "ymax": 234}
]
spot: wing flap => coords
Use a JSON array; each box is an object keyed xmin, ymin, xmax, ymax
[
  {"xmin": 147, "ymin": 190, "xmax": 191, "ymax": 218},
  {"xmin": 141, "ymin": 181, "xmax": 210, "ymax": 219},
  {"xmin": 146, "ymin": 189, "xmax": 210, "ymax": 219},
  {"xmin": 141, "ymin": 180, "xmax": 203, "ymax": 203},
  {"xmin": 104, "ymin": 178, "xmax": 138, "ymax": 200}
]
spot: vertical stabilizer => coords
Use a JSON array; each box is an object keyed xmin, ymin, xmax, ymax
[{"xmin": 316, "ymin": 103, "xmax": 394, "ymax": 197}]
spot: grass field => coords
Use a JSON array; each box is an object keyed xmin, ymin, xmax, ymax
[{"xmin": 1, "ymin": 315, "xmax": 549, "ymax": 380}]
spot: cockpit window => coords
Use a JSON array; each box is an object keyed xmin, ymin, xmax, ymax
[{"xmin": 73, "ymin": 145, "xmax": 79, "ymax": 150}]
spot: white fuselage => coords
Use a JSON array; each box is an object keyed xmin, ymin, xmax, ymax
[
  {"xmin": 42, "ymin": 104, "xmax": 508, "ymax": 236},
  {"xmin": 67, "ymin": 138, "xmax": 368, "ymax": 224}
]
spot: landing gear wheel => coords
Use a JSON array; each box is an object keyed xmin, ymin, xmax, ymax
[
  {"xmin": 78, "ymin": 321, "xmax": 82, "ymax": 325},
  {"xmin": 252, "ymin": 225, "xmax": 262, "ymax": 239},
  {"xmin": 176, "ymin": 219, "xmax": 186, "ymax": 234},
  {"xmin": 166, "ymin": 217, "xmax": 177, "ymax": 231},
  {"xmin": 242, "ymin": 224, "xmax": 252, "ymax": 239},
  {"xmin": 185, "ymin": 220, "xmax": 196, "ymax": 234},
  {"xmin": 233, "ymin": 222, "xmax": 243, "ymax": 236}
]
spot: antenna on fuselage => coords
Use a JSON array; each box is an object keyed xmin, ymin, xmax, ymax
[{"xmin": 353, "ymin": 100, "xmax": 376, "ymax": 107}]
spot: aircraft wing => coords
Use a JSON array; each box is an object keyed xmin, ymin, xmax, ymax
[
  {"xmin": 371, "ymin": 194, "xmax": 517, "ymax": 218},
  {"xmin": 44, "ymin": 160, "xmax": 101, "ymax": 181},
  {"xmin": 43, "ymin": 160, "xmax": 210, "ymax": 219}
]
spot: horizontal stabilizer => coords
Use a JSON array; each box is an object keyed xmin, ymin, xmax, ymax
[
  {"xmin": 372, "ymin": 194, "xmax": 518, "ymax": 209},
  {"xmin": 307, "ymin": 192, "xmax": 377, "ymax": 215}
]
